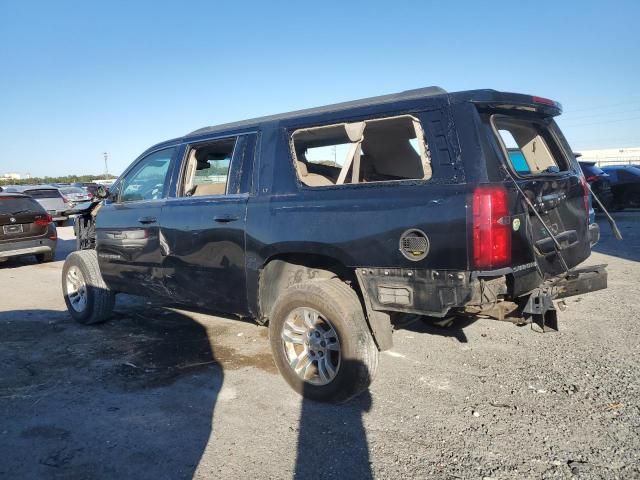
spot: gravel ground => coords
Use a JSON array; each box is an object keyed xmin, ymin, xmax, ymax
[{"xmin": 0, "ymin": 214, "xmax": 638, "ymax": 479}]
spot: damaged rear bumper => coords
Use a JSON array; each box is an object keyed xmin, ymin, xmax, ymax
[{"xmin": 355, "ymin": 263, "xmax": 607, "ymax": 322}]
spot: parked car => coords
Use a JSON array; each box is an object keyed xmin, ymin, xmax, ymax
[
  {"xmin": 600, "ymin": 165, "xmax": 640, "ymax": 209},
  {"xmin": 0, "ymin": 193, "xmax": 57, "ymax": 263},
  {"xmin": 3, "ymin": 185, "xmax": 69, "ymax": 226},
  {"xmin": 578, "ymin": 161, "xmax": 614, "ymax": 210},
  {"xmin": 59, "ymin": 186, "xmax": 93, "ymax": 206},
  {"xmin": 62, "ymin": 87, "xmax": 607, "ymax": 402},
  {"xmin": 72, "ymin": 182, "xmax": 100, "ymax": 198}
]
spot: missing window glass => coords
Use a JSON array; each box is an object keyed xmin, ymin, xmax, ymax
[
  {"xmin": 291, "ymin": 115, "xmax": 431, "ymax": 187},
  {"xmin": 182, "ymin": 138, "xmax": 236, "ymax": 196},
  {"xmin": 492, "ymin": 116, "xmax": 568, "ymax": 175}
]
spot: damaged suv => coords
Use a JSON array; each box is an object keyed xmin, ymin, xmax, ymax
[{"xmin": 62, "ymin": 87, "xmax": 608, "ymax": 402}]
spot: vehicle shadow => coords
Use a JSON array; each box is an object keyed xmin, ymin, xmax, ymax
[
  {"xmin": 0, "ymin": 302, "xmax": 222, "ymax": 479},
  {"xmin": 592, "ymin": 211, "xmax": 640, "ymax": 262},
  {"xmin": 393, "ymin": 314, "xmax": 475, "ymax": 343},
  {"xmin": 54, "ymin": 237, "xmax": 76, "ymax": 260},
  {"xmin": 0, "ymin": 238, "xmax": 75, "ymax": 269},
  {"xmin": 295, "ymin": 361, "xmax": 373, "ymax": 479}
]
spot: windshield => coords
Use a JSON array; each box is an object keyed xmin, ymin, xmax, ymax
[
  {"xmin": 60, "ymin": 187, "xmax": 85, "ymax": 194},
  {"xmin": 0, "ymin": 197, "xmax": 42, "ymax": 215},
  {"xmin": 24, "ymin": 189, "xmax": 62, "ymax": 199}
]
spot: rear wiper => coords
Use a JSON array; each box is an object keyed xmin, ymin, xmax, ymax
[{"xmin": 11, "ymin": 209, "xmax": 30, "ymax": 215}]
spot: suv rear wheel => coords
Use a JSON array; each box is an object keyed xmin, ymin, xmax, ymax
[
  {"xmin": 269, "ymin": 278, "xmax": 378, "ymax": 402},
  {"xmin": 62, "ymin": 250, "xmax": 115, "ymax": 325}
]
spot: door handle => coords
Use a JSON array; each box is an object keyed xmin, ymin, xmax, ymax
[
  {"xmin": 214, "ymin": 214, "xmax": 239, "ymax": 223},
  {"xmin": 138, "ymin": 216, "xmax": 157, "ymax": 224}
]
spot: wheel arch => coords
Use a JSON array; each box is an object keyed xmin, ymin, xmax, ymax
[{"xmin": 257, "ymin": 252, "xmax": 393, "ymax": 351}]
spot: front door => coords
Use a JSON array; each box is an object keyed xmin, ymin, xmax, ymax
[
  {"xmin": 96, "ymin": 146, "xmax": 177, "ymax": 297},
  {"xmin": 161, "ymin": 134, "xmax": 255, "ymax": 315}
]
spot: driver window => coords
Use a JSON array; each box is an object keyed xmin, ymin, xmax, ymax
[
  {"xmin": 120, "ymin": 147, "xmax": 175, "ymax": 202},
  {"xmin": 182, "ymin": 138, "xmax": 236, "ymax": 197}
]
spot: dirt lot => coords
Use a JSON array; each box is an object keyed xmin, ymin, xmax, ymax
[{"xmin": 1, "ymin": 215, "xmax": 639, "ymax": 479}]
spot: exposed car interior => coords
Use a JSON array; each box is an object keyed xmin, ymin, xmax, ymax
[
  {"xmin": 291, "ymin": 115, "xmax": 432, "ymax": 187},
  {"xmin": 183, "ymin": 138, "xmax": 236, "ymax": 196},
  {"xmin": 493, "ymin": 116, "xmax": 568, "ymax": 175}
]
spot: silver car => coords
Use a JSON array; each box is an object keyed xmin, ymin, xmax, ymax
[{"xmin": 59, "ymin": 186, "xmax": 92, "ymax": 207}]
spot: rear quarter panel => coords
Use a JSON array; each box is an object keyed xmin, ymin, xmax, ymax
[{"xmin": 245, "ymin": 106, "xmax": 470, "ymax": 315}]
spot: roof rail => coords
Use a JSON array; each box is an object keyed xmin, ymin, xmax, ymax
[{"xmin": 187, "ymin": 86, "xmax": 447, "ymax": 136}]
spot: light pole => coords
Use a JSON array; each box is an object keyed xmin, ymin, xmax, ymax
[{"xmin": 103, "ymin": 152, "xmax": 109, "ymax": 179}]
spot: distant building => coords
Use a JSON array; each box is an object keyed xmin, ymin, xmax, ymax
[
  {"xmin": 0, "ymin": 172, "xmax": 26, "ymax": 180},
  {"xmin": 577, "ymin": 147, "xmax": 640, "ymax": 166}
]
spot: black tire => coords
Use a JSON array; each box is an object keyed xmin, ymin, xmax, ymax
[
  {"xmin": 269, "ymin": 278, "xmax": 378, "ymax": 403},
  {"xmin": 56, "ymin": 220, "xmax": 67, "ymax": 227},
  {"xmin": 62, "ymin": 250, "xmax": 115, "ymax": 325},
  {"xmin": 35, "ymin": 251, "xmax": 55, "ymax": 263}
]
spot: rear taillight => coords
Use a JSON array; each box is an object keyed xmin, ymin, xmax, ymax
[
  {"xmin": 34, "ymin": 214, "xmax": 52, "ymax": 226},
  {"xmin": 585, "ymin": 175, "xmax": 598, "ymax": 183},
  {"xmin": 62, "ymin": 196, "xmax": 69, "ymax": 204},
  {"xmin": 579, "ymin": 175, "xmax": 590, "ymax": 223},
  {"xmin": 472, "ymin": 186, "xmax": 511, "ymax": 269}
]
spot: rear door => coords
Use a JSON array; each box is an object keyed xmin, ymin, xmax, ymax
[
  {"xmin": 160, "ymin": 134, "xmax": 255, "ymax": 314},
  {"xmin": 96, "ymin": 146, "xmax": 176, "ymax": 296},
  {"xmin": 489, "ymin": 113, "xmax": 590, "ymax": 276}
]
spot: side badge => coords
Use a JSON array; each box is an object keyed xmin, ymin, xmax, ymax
[{"xmin": 512, "ymin": 218, "xmax": 521, "ymax": 232}]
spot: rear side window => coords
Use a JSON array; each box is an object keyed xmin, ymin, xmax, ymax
[
  {"xmin": 24, "ymin": 189, "xmax": 62, "ymax": 199},
  {"xmin": 492, "ymin": 115, "xmax": 568, "ymax": 175},
  {"xmin": 0, "ymin": 196, "xmax": 43, "ymax": 215},
  {"xmin": 291, "ymin": 115, "xmax": 432, "ymax": 187},
  {"xmin": 181, "ymin": 138, "xmax": 236, "ymax": 197}
]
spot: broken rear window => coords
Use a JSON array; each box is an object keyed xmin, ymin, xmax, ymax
[
  {"xmin": 492, "ymin": 115, "xmax": 569, "ymax": 175},
  {"xmin": 290, "ymin": 115, "xmax": 432, "ymax": 187}
]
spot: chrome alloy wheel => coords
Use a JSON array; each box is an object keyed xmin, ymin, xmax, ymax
[
  {"xmin": 66, "ymin": 265, "xmax": 88, "ymax": 313},
  {"xmin": 281, "ymin": 307, "xmax": 341, "ymax": 385}
]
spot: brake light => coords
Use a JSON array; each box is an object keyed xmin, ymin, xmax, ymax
[
  {"xmin": 472, "ymin": 186, "xmax": 511, "ymax": 269},
  {"xmin": 585, "ymin": 175, "xmax": 598, "ymax": 183},
  {"xmin": 62, "ymin": 196, "xmax": 69, "ymax": 204},
  {"xmin": 34, "ymin": 214, "xmax": 52, "ymax": 226},
  {"xmin": 579, "ymin": 175, "xmax": 590, "ymax": 224},
  {"xmin": 532, "ymin": 95, "xmax": 556, "ymax": 106}
]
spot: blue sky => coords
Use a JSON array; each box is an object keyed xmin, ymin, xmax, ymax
[{"xmin": 1, "ymin": 0, "xmax": 639, "ymax": 177}]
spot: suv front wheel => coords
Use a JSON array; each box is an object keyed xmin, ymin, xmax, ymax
[
  {"xmin": 269, "ymin": 278, "xmax": 379, "ymax": 402},
  {"xmin": 62, "ymin": 250, "xmax": 115, "ymax": 325}
]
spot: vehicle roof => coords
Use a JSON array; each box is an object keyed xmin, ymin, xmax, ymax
[
  {"xmin": 187, "ymin": 86, "xmax": 448, "ymax": 137},
  {"xmin": 6, "ymin": 184, "xmax": 60, "ymax": 191},
  {"xmin": 140, "ymin": 87, "xmax": 560, "ymax": 157},
  {"xmin": 0, "ymin": 192, "xmax": 31, "ymax": 198}
]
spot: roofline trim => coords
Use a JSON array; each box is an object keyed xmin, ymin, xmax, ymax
[{"xmin": 187, "ymin": 86, "xmax": 447, "ymax": 136}]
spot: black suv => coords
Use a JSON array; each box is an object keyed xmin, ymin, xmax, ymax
[{"xmin": 62, "ymin": 87, "xmax": 607, "ymax": 401}]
